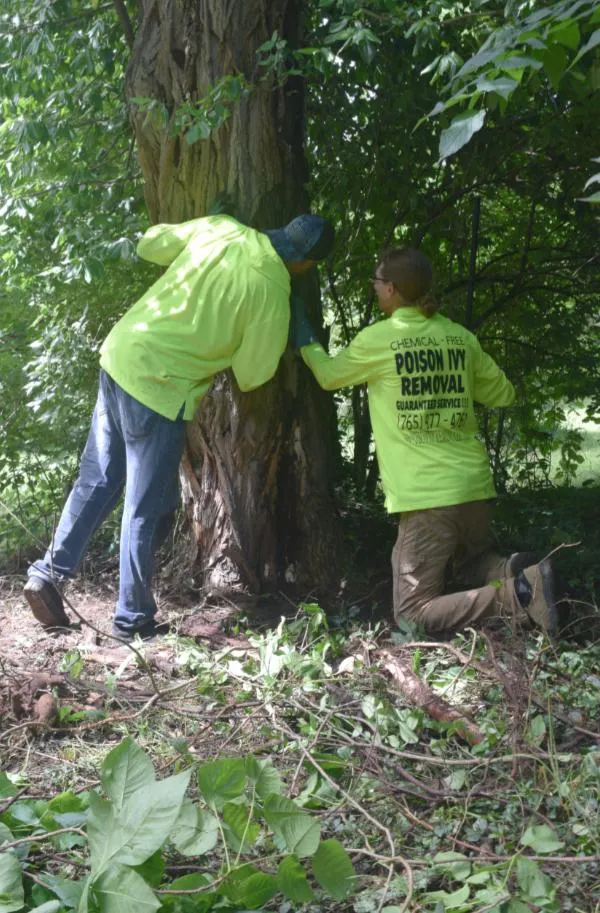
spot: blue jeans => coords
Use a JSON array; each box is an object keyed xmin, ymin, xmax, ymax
[{"xmin": 28, "ymin": 370, "xmax": 185, "ymax": 632}]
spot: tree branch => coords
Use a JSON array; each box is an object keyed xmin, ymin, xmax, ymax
[{"xmin": 113, "ymin": 0, "xmax": 135, "ymax": 48}]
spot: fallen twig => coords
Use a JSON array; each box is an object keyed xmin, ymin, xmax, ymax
[{"xmin": 379, "ymin": 649, "xmax": 484, "ymax": 746}]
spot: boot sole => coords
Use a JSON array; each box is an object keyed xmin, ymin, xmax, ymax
[{"xmin": 24, "ymin": 586, "xmax": 70, "ymax": 628}]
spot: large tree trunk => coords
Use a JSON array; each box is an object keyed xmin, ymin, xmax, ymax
[{"xmin": 125, "ymin": 0, "xmax": 339, "ymax": 594}]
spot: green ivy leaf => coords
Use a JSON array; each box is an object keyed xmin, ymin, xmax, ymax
[
  {"xmin": 277, "ymin": 854, "xmax": 315, "ymax": 903},
  {"xmin": 222, "ymin": 802, "xmax": 260, "ymax": 851},
  {"xmin": 170, "ymin": 799, "xmax": 219, "ymax": 857},
  {"xmin": 101, "ymin": 737, "xmax": 155, "ymax": 812},
  {"xmin": 516, "ymin": 857, "xmax": 557, "ymax": 905},
  {"xmin": 91, "ymin": 863, "xmax": 160, "ymax": 913},
  {"xmin": 245, "ymin": 756, "xmax": 282, "ymax": 798},
  {"xmin": 311, "ymin": 839, "xmax": 355, "ymax": 900},
  {"xmin": 263, "ymin": 795, "xmax": 320, "ymax": 857},
  {"xmin": 520, "ymin": 824, "xmax": 565, "ymax": 854},
  {"xmin": 221, "ymin": 866, "xmax": 278, "ymax": 909},
  {"xmin": 0, "ymin": 852, "xmax": 24, "ymax": 913},
  {"xmin": 197, "ymin": 758, "xmax": 247, "ymax": 809}
]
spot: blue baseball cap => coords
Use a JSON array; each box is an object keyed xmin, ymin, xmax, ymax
[{"xmin": 265, "ymin": 214, "xmax": 334, "ymax": 263}]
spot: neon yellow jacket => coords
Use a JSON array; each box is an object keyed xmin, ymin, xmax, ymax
[
  {"xmin": 100, "ymin": 215, "xmax": 290, "ymax": 420},
  {"xmin": 302, "ymin": 308, "xmax": 515, "ymax": 512}
]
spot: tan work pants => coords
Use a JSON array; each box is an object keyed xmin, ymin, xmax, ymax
[{"xmin": 392, "ymin": 500, "xmax": 512, "ymax": 634}]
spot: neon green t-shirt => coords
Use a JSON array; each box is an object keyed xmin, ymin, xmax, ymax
[
  {"xmin": 302, "ymin": 308, "xmax": 515, "ymax": 513},
  {"xmin": 100, "ymin": 215, "xmax": 291, "ymax": 420}
]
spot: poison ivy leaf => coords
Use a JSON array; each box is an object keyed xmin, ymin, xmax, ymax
[
  {"xmin": 223, "ymin": 802, "xmax": 260, "ymax": 851},
  {"xmin": 170, "ymin": 799, "xmax": 219, "ymax": 856},
  {"xmin": 245, "ymin": 756, "xmax": 282, "ymax": 798},
  {"xmin": 0, "ymin": 852, "xmax": 24, "ymax": 913},
  {"xmin": 311, "ymin": 839, "xmax": 355, "ymax": 900},
  {"xmin": 36, "ymin": 872, "xmax": 84, "ymax": 909},
  {"xmin": 520, "ymin": 824, "xmax": 565, "ymax": 853},
  {"xmin": 133, "ymin": 850, "xmax": 165, "ymax": 888},
  {"xmin": 221, "ymin": 866, "xmax": 278, "ymax": 909},
  {"xmin": 527, "ymin": 714, "xmax": 547, "ymax": 746},
  {"xmin": 277, "ymin": 854, "xmax": 315, "ymax": 903},
  {"xmin": 438, "ymin": 110, "xmax": 486, "ymax": 160},
  {"xmin": 421, "ymin": 883, "xmax": 470, "ymax": 908},
  {"xmin": 197, "ymin": 758, "xmax": 246, "ymax": 809},
  {"xmin": 263, "ymin": 795, "xmax": 320, "ymax": 857},
  {"xmin": 100, "ymin": 737, "xmax": 155, "ymax": 812},
  {"xmin": 516, "ymin": 857, "xmax": 556, "ymax": 904},
  {"xmin": 432, "ymin": 851, "xmax": 471, "ymax": 882},
  {"xmin": 0, "ymin": 776, "xmax": 18, "ymax": 800},
  {"xmin": 91, "ymin": 863, "xmax": 160, "ymax": 913}
]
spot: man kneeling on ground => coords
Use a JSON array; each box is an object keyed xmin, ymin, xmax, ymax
[{"xmin": 292, "ymin": 247, "xmax": 556, "ymax": 636}]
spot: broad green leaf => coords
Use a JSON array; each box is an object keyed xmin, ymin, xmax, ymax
[
  {"xmin": 549, "ymin": 19, "xmax": 580, "ymax": 49},
  {"xmin": 91, "ymin": 864, "xmax": 160, "ymax": 913},
  {"xmin": 167, "ymin": 872, "xmax": 211, "ymax": 892},
  {"xmin": 277, "ymin": 854, "xmax": 315, "ymax": 903},
  {"xmin": 570, "ymin": 27, "xmax": 600, "ymax": 66},
  {"xmin": 133, "ymin": 851, "xmax": 165, "ymax": 888},
  {"xmin": 197, "ymin": 759, "xmax": 246, "ymax": 808},
  {"xmin": 520, "ymin": 824, "xmax": 565, "ymax": 853},
  {"xmin": 101, "ymin": 738, "xmax": 155, "ymax": 812},
  {"xmin": 245, "ymin": 756, "xmax": 282, "ymax": 798},
  {"xmin": 311, "ymin": 839, "xmax": 355, "ymax": 900},
  {"xmin": 0, "ymin": 776, "xmax": 18, "ymax": 800},
  {"xmin": 263, "ymin": 795, "xmax": 320, "ymax": 857},
  {"xmin": 36, "ymin": 873, "xmax": 84, "ymax": 909},
  {"xmin": 422, "ymin": 884, "xmax": 470, "ymax": 907},
  {"xmin": 516, "ymin": 857, "xmax": 556, "ymax": 903},
  {"xmin": 170, "ymin": 800, "xmax": 219, "ymax": 856},
  {"xmin": 433, "ymin": 851, "xmax": 471, "ymax": 882},
  {"xmin": 28, "ymin": 903, "xmax": 61, "ymax": 913},
  {"xmin": 540, "ymin": 45, "xmax": 569, "ymax": 88},
  {"xmin": 579, "ymin": 190, "xmax": 600, "ymax": 203},
  {"xmin": 88, "ymin": 768, "xmax": 191, "ymax": 873},
  {"xmin": 439, "ymin": 110, "xmax": 486, "ymax": 160},
  {"xmin": 0, "ymin": 852, "xmax": 24, "ymax": 913},
  {"xmin": 223, "ymin": 802, "xmax": 260, "ymax": 851},
  {"xmin": 221, "ymin": 866, "xmax": 278, "ymax": 909},
  {"xmin": 475, "ymin": 75, "xmax": 519, "ymax": 100}
]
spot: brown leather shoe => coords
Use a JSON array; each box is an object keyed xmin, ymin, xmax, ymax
[{"xmin": 24, "ymin": 577, "xmax": 70, "ymax": 628}]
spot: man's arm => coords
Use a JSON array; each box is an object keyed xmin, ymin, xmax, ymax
[
  {"xmin": 301, "ymin": 338, "xmax": 373, "ymax": 390},
  {"xmin": 136, "ymin": 220, "xmax": 202, "ymax": 266},
  {"xmin": 231, "ymin": 315, "xmax": 290, "ymax": 391}
]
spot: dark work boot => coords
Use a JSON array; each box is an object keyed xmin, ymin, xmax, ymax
[
  {"xmin": 109, "ymin": 620, "xmax": 170, "ymax": 645},
  {"xmin": 24, "ymin": 576, "xmax": 70, "ymax": 628},
  {"xmin": 514, "ymin": 560, "xmax": 558, "ymax": 636}
]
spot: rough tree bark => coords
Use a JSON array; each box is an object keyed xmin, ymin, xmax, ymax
[{"xmin": 125, "ymin": 0, "xmax": 340, "ymax": 594}]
